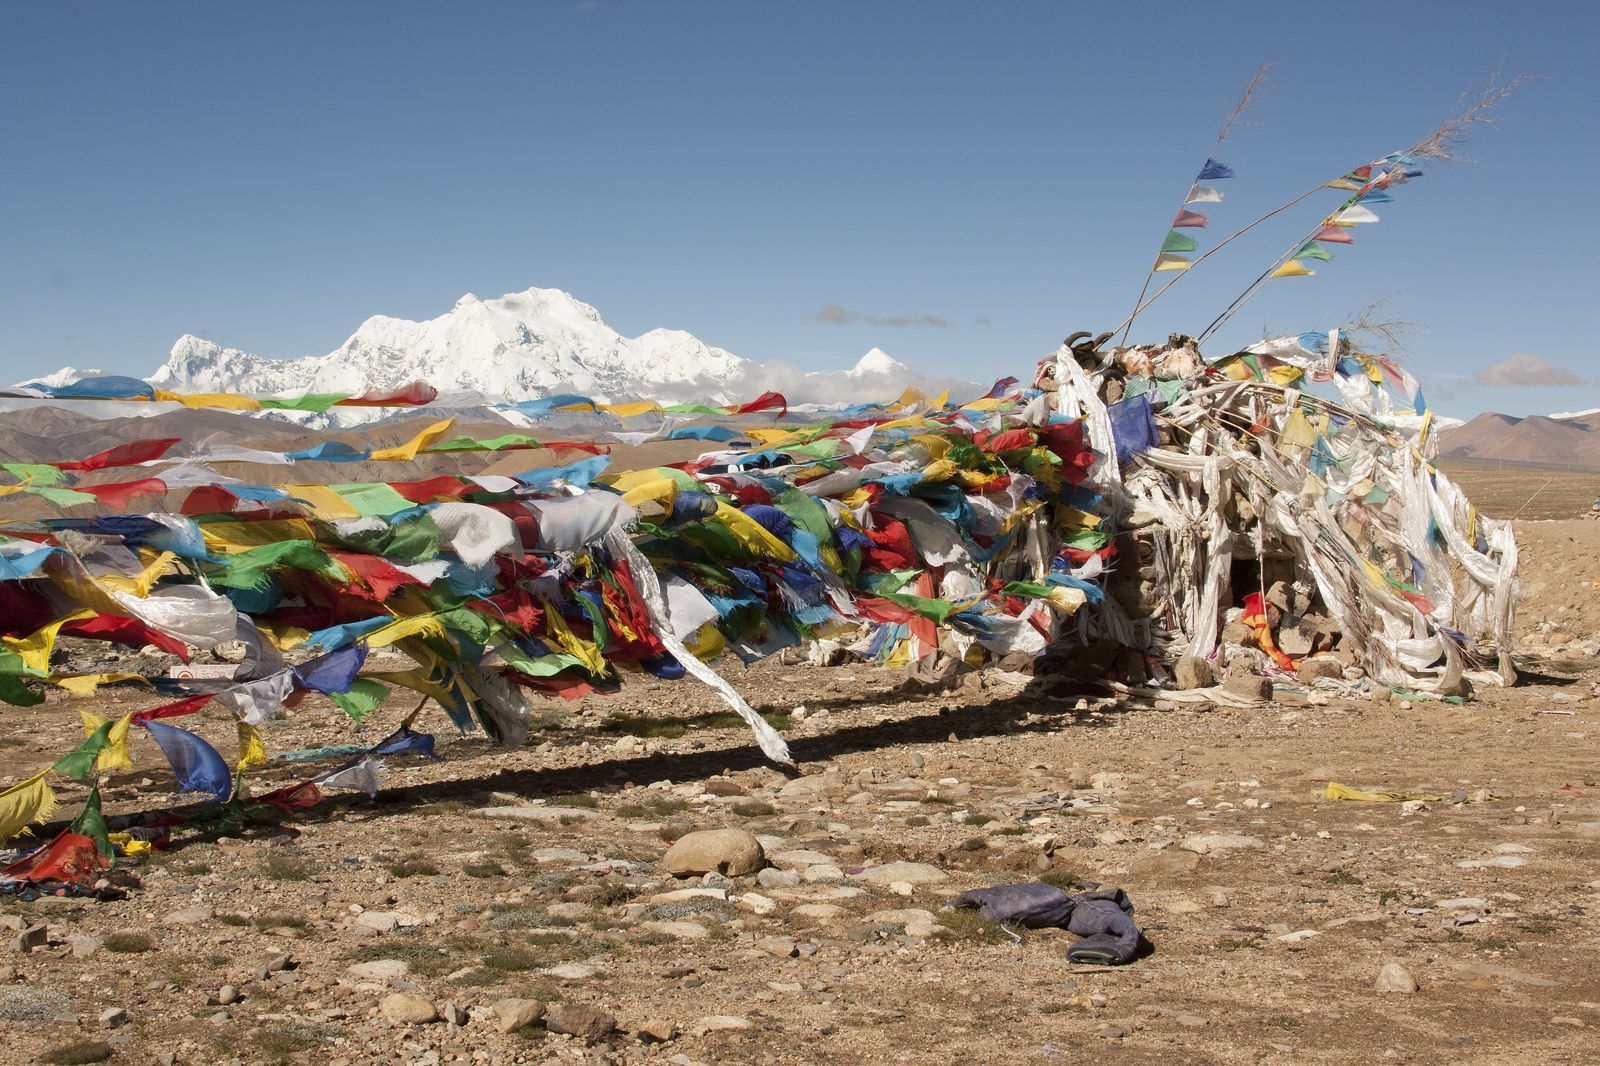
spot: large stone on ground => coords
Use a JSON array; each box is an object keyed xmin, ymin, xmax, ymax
[
  {"xmin": 545, "ymin": 1002, "xmax": 617, "ymax": 1043},
  {"xmin": 1375, "ymin": 962, "xmax": 1418, "ymax": 993},
  {"xmin": 492, "ymin": 998, "xmax": 546, "ymax": 1033},
  {"xmin": 1180, "ymin": 834, "xmax": 1262, "ymax": 855},
  {"xmin": 661, "ymin": 828, "xmax": 764, "ymax": 877},
  {"xmin": 380, "ymin": 992, "xmax": 439, "ymax": 1025},
  {"xmin": 1296, "ymin": 657, "xmax": 1344, "ymax": 683},
  {"xmin": 1221, "ymin": 663, "xmax": 1273, "ymax": 701},
  {"xmin": 851, "ymin": 861, "xmax": 948, "ymax": 885},
  {"xmin": 1173, "ymin": 656, "xmax": 1217, "ymax": 690}
]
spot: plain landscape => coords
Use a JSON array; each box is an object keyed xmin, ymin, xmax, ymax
[{"xmin": 1, "ymin": 464, "xmax": 1596, "ymax": 1066}]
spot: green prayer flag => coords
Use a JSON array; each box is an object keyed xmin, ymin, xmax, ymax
[
  {"xmin": 331, "ymin": 482, "xmax": 415, "ymax": 518},
  {"xmin": 260, "ymin": 393, "xmax": 345, "ymax": 413},
  {"xmin": 328, "ymin": 679, "xmax": 390, "ymax": 723},
  {"xmin": 52, "ymin": 718, "xmax": 115, "ymax": 781},
  {"xmin": 70, "ymin": 783, "xmax": 115, "ymax": 860},
  {"xmin": 1161, "ymin": 230, "xmax": 1198, "ymax": 254},
  {"xmin": 883, "ymin": 591, "xmax": 959, "ymax": 624},
  {"xmin": 1, "ymin": 462, "xmax": 66, "ymax": 486},
  {"xmin": 1293, "ymin": 240, "xmax": 1335, "ymax": 262},
  {"xmin": 424, "ymin": 433, "xmax": 543, "ymax": 453}
]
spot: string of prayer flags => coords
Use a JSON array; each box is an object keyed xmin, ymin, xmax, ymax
[{"xmin": 1148, "ymin": 156, "xmax": 1235, "ymax": 276}]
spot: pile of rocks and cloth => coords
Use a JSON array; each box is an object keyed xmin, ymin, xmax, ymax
[{"xmin": 0, "ymin": 331, "xmax": 1516, "ymax": 879}]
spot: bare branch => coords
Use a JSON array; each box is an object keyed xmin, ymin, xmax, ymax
[
  {"xmin": 1216, "ymin": 60, "xmax": 1274, "ymax": 145},
  {"xmin": 1406, "ymin": 70, "xmax": 1531, "ymax": 164},
  {"xmin": 1343, "ymin": 296, "xmax": 1420, "ymax": 358}
]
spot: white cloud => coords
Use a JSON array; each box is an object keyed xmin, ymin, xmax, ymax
[
  {"xmin": 1474, "ymin": 352, "xmax": 1584, "ymax": 387},
  {"xmin": 807, "ymin": 304, "xmax": 952, "ymax": 329}
]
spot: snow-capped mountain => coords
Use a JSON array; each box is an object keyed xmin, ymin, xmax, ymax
[
  {"xmin": 150, "ymin": 288, "xmax": 750, "ymax": 405},
  {"xmin": 25, "ymin": 287, "xmax": 982, "ymax": 424}
]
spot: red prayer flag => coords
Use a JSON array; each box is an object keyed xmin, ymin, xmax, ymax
[
  {"xmin": 1172, "ymin": 208, "xmax": 1210, "ymax": 228},
  {"xmin": 338, "ymin": 381, "xmax": 439, "ymax": 407},
  {"xmin": 132, "ymin": 693, "xmax": 214, "ymax": 723},
  {"xmin": 1314, "ymin": 224, "xmax": 1356, "ymax": 244},
  {"xmin": 256, "ymin": 781, "xmax": 325, "ymax": 812},
  {"xmin": 80, "ymin": 478, "xmax": 168, "ymax": 508},
  {"xmin": 62, "ymin": 615, "xmax": 191, "ymax": 660},
  {"xmin": 54, "ymin": 438, "xmax": 181, "ymax": 473},
  {"xmin": 0, "ymin": 831, "xmax": 109, "ymax": 885},
  {"xmin": 731, "ymin": 391, "xmax": 787, "ymax": 416}
]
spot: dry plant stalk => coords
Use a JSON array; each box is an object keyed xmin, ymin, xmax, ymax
[
  {"xmin": 1116, "ymin": 61, "xmax": 1273, "ymax": 347},
  {"xmin": 1191, "ymin": 71, "xmax": 1528, "ymax": 345}
]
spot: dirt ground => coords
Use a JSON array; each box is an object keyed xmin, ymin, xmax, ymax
[
  {"xmin": 3, "ymin": 499, "xmax": 1599, "ymax": 1064},
  {"xmin": 1439, "ymin": 458, "xmax": 1599, "ymax": 521}
]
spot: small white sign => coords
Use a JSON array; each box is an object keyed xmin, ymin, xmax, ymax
[{"xmin": 166, "ymin": 663, "xmax": 237, "ymax": 680}]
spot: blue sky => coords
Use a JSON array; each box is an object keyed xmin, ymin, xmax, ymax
[{"xmin": 2, "ymin": 1, "xmax": 1594, "ymax": 417}]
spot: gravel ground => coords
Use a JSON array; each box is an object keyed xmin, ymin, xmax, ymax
[{"xmin": 1, "ymin": 518, "xmax": 1597, "ymax": 1066}]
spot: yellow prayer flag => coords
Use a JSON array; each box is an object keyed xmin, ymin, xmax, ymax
[
  {"xmin": 1324, "ymin": 782, "xmax": 1444, "ymax": 803},
  {"xmin": 713, "ymin": 501, "xmax": 797, "ymax": 562},
  {"xmin": 3, "ymin": 609, "xmax": 96, "ymax": 674},
  {"xmin": 1271, "ymin": 260, "xmax": 1316, "ymax": 279},
  {"xmin": 79, "ymin": 710, "xmax": 134, "ymax": 772},
  {"xmin": 369, "ymin": 418, "xmax": 457, "ymax": 462},
  {"xmin": 599, "ymin": 401, "xmax": 662, "ymax": 419},
  {"xmin": 236, "ymin": 722, "xmax": 268, "ymax": 769},
  {"xmin": 367, "ymin": 613, "xmax": 447, "ymax": 649},
  {"xmin": 153, "ymin": 390, "xmax": 262, "ymax": 411},
  {"xmin": 0, "ymin": 770, "xmax": 57, "ymax": 843},
  {"xmin": 202, "ymin": 519, "xmax": 317, "ymax": 553},
  {"xmin": 281, "ymin": 484, "xmax": 362, "ymax": 519}
]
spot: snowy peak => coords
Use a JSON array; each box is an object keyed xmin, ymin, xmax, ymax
[
  {"xmin": 848, "ymin": 348, "xmax": 907, "ymax": 377},
  {"xmin": 150, "ymin": 286, "xmax": 751, "ymax": 406},
  {"xmin": 27, "ymin": 286, "xmax": 983, "ymax": 423}
]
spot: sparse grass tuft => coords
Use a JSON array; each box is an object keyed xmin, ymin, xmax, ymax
[
  {"xmin": 962, "ymin": 813, "xmax": 994, "ymax": 827},
  {"xmin": 1037, "ymin": 871, "xmax": 1083, "ymax": 891},
  {"xmin": 548, "ymin": 793, "xmax": 599, "ymax": 809},
  {"xmin": 386, "ymin": 857, "xmax": 441, "ymax": 878},
  {"xmin": 416, "ymin": 801, "xmax": 467, "ymax": 818},
  {"xmin": 260, "ymin": 853, "xmax": 312, "ymax": 882},
  {"xmin": 603, "ymin": 710, "xmax": 792, "ymax": 739},
  {"xmin": 1324, "ymin": 871, "xmax": 1362, "ymax": 886},
  {"xmin": 482, "ymin": 946, "xmax": 542, "ymax": 972},
  {"xmin": 656, "ymin": 821, "xmax": 694, "ymax": 843},
  {"xmin": 992, "ymin": 826, "xmax": 1027, "ymax": 836},
  {"xmin": 215, "ymin": 913, "xmax": 250, "ymax": 927},
  {"xmin": 104, "ymin": 931, "xmax": 155, "ymax": 953},
  {"xmin": 464, "ymin": 860, "xmax": 507, "ymax": 879},
  {"xmin": 904, "ymin": 816, "xmax": 930, "ymax": 827},
  {"xmin": 616, "ymin": 794, "xmax": 687, "ymax": 818},
  {"xmin": 932, "ymin": 908, "xmax": 1012, "ymax": 945},
  {"xmin": 344, "ymin": 941, "xmax": 455, "ymax": 977},
  {"xmin": 1265, "ymin": 1016, "xmax": 1301, "ymax": 1031},
  {"xmin": 958, "ymin": 837, "xmax": 987, "ymax": 852},
  {"xmin": 731, "ymin": 800, "xmax": 775, "ymax": 817},
  {"xmin": 253, "ymin": 912, "xmax": 310, "ymax": 932},
  {"xmin": 40, "ymin": 1041, "xmax": 114, "ymax": 1065}
]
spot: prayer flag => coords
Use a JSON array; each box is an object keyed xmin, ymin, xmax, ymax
[{"xmin": 1271, "ymin": 260, "xmax": 1317, "ymax": 278}]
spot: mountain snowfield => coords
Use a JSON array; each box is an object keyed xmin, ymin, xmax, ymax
[{"xmin": 104, "ymin": 287, "xmax": 974, "ymax": 421}]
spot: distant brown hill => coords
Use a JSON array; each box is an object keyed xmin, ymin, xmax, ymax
[
  {"xmin": 0, "ymin": 404, "xmax": 752, "ymax": 521},
  {"xmin": 1438, "ymin": 411, "xmax": 1600, "ymax": 471}
]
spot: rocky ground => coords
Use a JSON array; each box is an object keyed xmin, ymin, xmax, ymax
[{"xmin": 2, "ymin": 518, "xmax": 1599, "ymax": 1066}]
